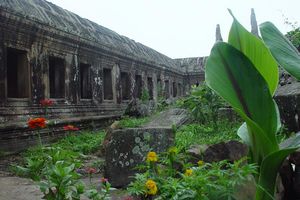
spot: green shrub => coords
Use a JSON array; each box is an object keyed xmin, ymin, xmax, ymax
[
  {"xmin": 141, "ymin": 89, "xmax": 150, "ymax": 103},
  {"xmin": 177, "ymin": 83, "xmax": 225, "ymax": 129}
]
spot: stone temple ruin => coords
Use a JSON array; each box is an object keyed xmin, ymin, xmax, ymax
[{"xmin": 0, "ymin": 0, "xmax": 206, "ymax": 152}]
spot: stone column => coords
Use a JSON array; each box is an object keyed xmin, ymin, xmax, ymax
[
  {"xmin": 215, "ymin": 24, "xmax": 223, "ymax": 42},
  {"xmin": 251, "ymin": 8, "xmax": 259, "ymax": 37},
  {"xmin": 91, "ymin": 59, "xmax": 103, "ymax": 104},
  {"xmin": 129, "ymin": 62, "xmax": 135, "ymax": 100},
  {"xmin": 30, "ymin": 43, "xmax": 47, "ymax": 104},
  {"xmin": 65, "ymin": 53, "xmax": 78, "ymax": 104},
  {"xmin": 152, "ymin": 73, "xmax": 158, "ymax": 102},
  {"xmin": 112, "ymin": 63, "xmax": 121, "ymax": 104}
]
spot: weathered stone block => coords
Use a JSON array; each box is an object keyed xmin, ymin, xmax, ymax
[
  {"xmin": 203, "ymin": 140, "xmax": 248, "ymax": 163},
  {"xmin": 275, "ymin": 82, "xmax": 300, "ymax": 132},
  {"xmin": 104, "ymin": 128, "xmax": 174, "ymax": 187}
]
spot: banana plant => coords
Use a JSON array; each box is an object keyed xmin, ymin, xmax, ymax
[{"xmin": 205, "ymin": 10, "xmax": 300, "ymax": 200}]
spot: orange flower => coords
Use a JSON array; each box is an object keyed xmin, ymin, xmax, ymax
[
  {"xmin": 63, "ymin": 125, "xmax": 79, "ymax": 131},
  {"xmin": 28, "ymin": 118, "xmax": 46, "ymax": 129},
  {"xmin": 40, "ymin": 99, "xmax": 54, "ymax": 107}
]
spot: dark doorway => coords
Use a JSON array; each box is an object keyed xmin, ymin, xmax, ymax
[
  {"xmin": 157, "ymin": 79, "xmax": 162, "ymax": 97},
  {"xmin": 147, "ymin": 77, "xmax": 153, "ymax": 100},
  {"xmin": 173, "ymin": 82, "xmax": 177, "ymax": 97},
  {"xmin": 80, "ymin": 63, "xmax": 92, "ymax": 99},
  {"xmin": 49, "ymin": 57, "xmax": 65, "ymax": 98},
  {"xmin": 7, "ymin": 48, "xmax": 29, "ymax": 98},
  {"xmin": 135, "ymin": 75, "xmax": 142, "ymax": 99},
  {"xmin": 121, "ymin": 72, "xmax": 130, "ymax": 100},
  {"xmin": 103, "ymin": 68, "xmax": 113, "ymax": 100},
  {"xmin": 164, "ymin": 80, "xmax": 170, "ymax": 98}
]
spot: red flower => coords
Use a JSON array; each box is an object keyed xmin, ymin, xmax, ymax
[
  {"xmin": 86, "ymin": 167, "xmax": 97, "ymax": 174},
  {"xmin": 28, "ymin": 118, "xmax": 46, "ymax": 129},
  {"xmin": 100, "ymin": 177, "xmax": 108, "ymax": 184},
  {"xmin": 40, "ymin": 99, "xmax": 54, "ymax": 107},
  {"xmin": 63, "ymin": 125, "xmax": 79, "ymax": 131}
]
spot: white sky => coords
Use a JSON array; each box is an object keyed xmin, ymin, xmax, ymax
[{"xmin": 48, "ymin": 0, "xmax": 300, "ymax": 58}]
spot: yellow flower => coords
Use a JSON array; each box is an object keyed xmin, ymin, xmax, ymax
[
  {"xmin": 146, "ymin": 151, "xmax": 158, "ymax": 162},
  {"xmin": 185, "ymin": 169, "xmax": 193, "ymax": 176},
  {"xmin": 198, "ymin": 160, "xmax": 204, "ymax": 166},
  {"xmin": 145, "ymin": 179, "xmax": 158, "ymax": 195}
]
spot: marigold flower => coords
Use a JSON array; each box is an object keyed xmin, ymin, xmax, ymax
[
  {"xmin": 198, "ymin": 160, "xmax": 204, "ymax": 166},
  {"xmin": 28, "ymin": 118, "xmax": 46, "ymax": 129},
  {"xmin": 184, "ymin": 169, "xmax": 193, "ymax": 176},
  {"xmin": 145, "ymin": 179, "xmax": 157, "ymax": 195},
  {"xmin": 146, "ymin": 151, "xmax": 158, "ymax": 162},
  {"xmin": 63, "ymin": 125, "xmax": 79, "ymax": 131},
  {"xmin": 40, "ymin": 99, "xmax": 54, "ymax": 107},
  {"xmin": 86, "ymin": 167, "xmax": 97, "ymax": 174}
]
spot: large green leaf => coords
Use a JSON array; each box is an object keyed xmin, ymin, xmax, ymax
[
  {"xmin": 260, "ymin": 22, "xmax": 300, "ymax": 80},
  {"xmin": 256, "ymin": 148, "xmax": 298, "ymax": 200},
  {"xmin": 205, "ymin": 42, "xmax": 278, "ymax": 148},
  {"xmin": 228, "ymin": 11, "xmax": 279, "ymax": 95}
]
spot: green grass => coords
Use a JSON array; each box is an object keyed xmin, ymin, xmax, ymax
[
  {"xmin": 24, "ymin": 130, "xmax": 106, "ymax": 158},
  {"xmin": 118, "ymin": 116, "xmax": 150, "ymax": 128},
  {"xmin": 175, "ymin": 121, "xmax": 240, "ymax": 151}
]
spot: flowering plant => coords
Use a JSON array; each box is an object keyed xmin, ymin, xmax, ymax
[
  {"xmin": 28, "ymin": 118, "xmax": 46, "ymax": 129},
  {"xmin": 40, "ymin": 99, "xmax": 54, "ymax": 107},
  {"xmin": 63, "ymin": 125, "xmax": 79, "ymax": 131}
]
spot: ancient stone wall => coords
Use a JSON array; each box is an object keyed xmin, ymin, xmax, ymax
[{"xmin": 0, "ymin": 1, "xmax": 202, "ymax": 152}]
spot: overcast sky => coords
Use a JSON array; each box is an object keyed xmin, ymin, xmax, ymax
[{"xmin": 48, "ymin": 0, "xmax": 300, "ymax": 59}]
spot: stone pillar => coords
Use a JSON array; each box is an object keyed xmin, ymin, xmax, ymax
[
  {"xmin": 0, "ymin": 42, "xmax": 5, "ymax": 104},
  {"xmin": 91, "ymin": 58, "xmax": 102, "ymax": 104},
  {"xmin": 129, "ymin": 62, "xmax": 135, "ymax": 100},
  {"xmin": 152, "ymin": 73, "xmax": 158, "ymax": 102},
  {"xmin": 112, "ymin": 63, "xmax": 121, "ymax": 104},
  {"xmin": 30, "ymin": 43, "xmax": 47, "ymax": 104},
  {"xmin": 215, "ymin": 24, "xmax": 223, "ymax": 42},
  {"xmin": 251, "ymin": 8, "xmax": 259, "ymax": 37},
  {"xmin": 141, "ymin": 71, "xmax": 147, "ymax": 92},
  {"xmin": 65, "ymin": 53, "xmax": 78, "ymax": 104}
]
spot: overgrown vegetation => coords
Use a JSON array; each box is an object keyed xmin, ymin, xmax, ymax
[
  {"xmin": 128, "ymin": 150, "xmax": 257, "ymax": 200},
  {"xmin": 10, "ymin": 131, "xmax": 110, "ymax": 199},
  {"xmin": 175, "ymin": 121, "xmax": 240, "ymax": 152},
  {"xmin": 118, "ymin": 116, "xmax": 150, "ymax": 128},
  {"xmin": 177, "ymin": 83, "xmax": 226, "ymax": 129}
]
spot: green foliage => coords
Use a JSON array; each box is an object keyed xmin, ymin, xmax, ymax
[
  {"xmin": 205, "ymin": 10, "xmax": 300, "ymax": 199},
  {"xmin": 177, "ymin": 83, "xmax": 225, "ymax": 128},
  {"xmin": 39, "ymin": 161, "xmax": 84, "ymax": 200},
  {"xmin": 119, "ymin": 116, "xmax": 150, "ymax": 128},
  {"xmin": 52, "ymin": 131, "xmax": 105, "ymax": 154},
  {"xmin": 128, "ymin": 149, "xmax": 257, "ymax": 200},
  {"xmin": 141, "ymin": 89, "xmax": 150, "ymax": 103},
  {"xmin": 175, "ymin": 122, "xmax": 239, "ymax": 152},
  {"xmin": 12, "ymin": 131, "xmax": 105, "ymax": 181},
  {"xmin": 260, "ymin": 22, "xmax": 300, "ymax": 80},
  {"xmin": 12, "ymin": 147, "xmax": 81, "ymax": 181},
  {"xmin": 286, "ymin": 28, "xmax": 300, "ymax": 50}
]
